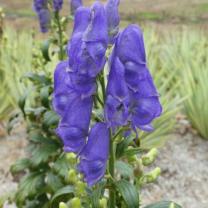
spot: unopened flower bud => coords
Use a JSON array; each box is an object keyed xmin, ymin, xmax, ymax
[
  {"xmin": 75, "ymin": 181, "xmax": 86, "ymax": 196},
  {"xmin": 70, "ymin": 197, "xmax": 81, "ymax": 208},
  {"xmin": 66, "ymin": 153, "xmax": 77, "ymax": 165},
  {"xmin": 142, "ymin": 148, "xmax": 158, "ymax": 166},
  {"xmin": 128, "ymin": 155, "xmax": 137, "ymax": 165},
  {"xmin": 140, "ymin": 167, "xmax": 161, "ymax": 184},
  {"xmin": 67, "ymin": 169, "xmax": 77, "ymax": 184},
  {"xmin": 169, "ymin": 202, "xmax": 176, "ymax": 208},
  {"xmin": 99, "ymin": 198, "xmax": 107, "ymax": 208},
  {"xmin": 134, "ymin": 159, "xmax": 143, "ymax": 177},
  {"xmin": 59, "ymin": 202, "xmax": 68, "ymax": 208}
]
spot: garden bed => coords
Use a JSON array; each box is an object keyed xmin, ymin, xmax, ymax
[{"xmin": 1, "ymin": 129, "xmax": 208, "ymax": 208}]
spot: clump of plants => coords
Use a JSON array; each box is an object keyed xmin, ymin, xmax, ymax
[{"xmin": 10, "ymin": 0, "xmax": 182, "ymax": 207}]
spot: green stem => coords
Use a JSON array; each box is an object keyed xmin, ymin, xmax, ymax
[
  {"xmin": 55, "ymin": 11, "xmax": 64, "ymax": 60},
  {"xmin": 99, "ymin": 72, "xmax": 106, "ymax": 101},
  {"xmin": 109, "ymin": 130, "xmax": 116, "ymax": 208}
]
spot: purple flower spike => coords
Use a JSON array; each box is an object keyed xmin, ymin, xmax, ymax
[
  {"xmin": 70, "ymin": 0, "xmax": 82, "ymax": 15},
  {"xmin": 33, "ymin": 0, "xmax": 50, "ymax": 33},
  {"xmin": 105, "ymin": 0, "xmax": 120, "ymax": 44},
  {"xmin": 33, "ymin": 0, "xmax": 47, "ymax": 12},
  {"xmin": 53, "ymin": 0, "xmax": 63, "ymax": 11},
  {"xmin": 78, "ymin": 123, "xmax": 109, "ymax": 186},
  {"xmin": 38, "ymin": 9, "xmax": 51, "ymax": 33},
  {"xmin": 105, "ymin": 24, "xmax": 162, "ymax": 131},
  {"xmin": 57, "ymin": 96, "xmax": 93, "ymax": 153}
]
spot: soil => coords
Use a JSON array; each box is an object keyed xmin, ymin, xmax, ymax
[{"xmin": 141, "ymin": 133, "xmax": 208, "ymax": 208}]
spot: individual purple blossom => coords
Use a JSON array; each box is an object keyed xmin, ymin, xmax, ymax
[
  {"xmin": 53, "ymin": 0, "xmax": 63, "ymax": 11},
  {"xmin": 105, "ymin": 0, "xmax": 120, "ymax": 44},
  {"xmin": 33, "ymin": 0, "xmax": 47, "ymax": 12},
  {"xmin": 38, "ymin": 8, "xmax": 51, "ymax": 33},
  {"xmin": 70, "ymin": 0, "xmax": 82, "ymax": 15},
  {"xmin": 69, "ymin": 2, "xmax": 108, "ymax": 78},
  {"xmin": 78, "ymin": 123, "xmax": 109, "ymax": 186},
  {"xmin": 33, "ymin": 0, "xmax": 50, "ymax": 33},
  {"xmin": 105, "ymin": 25, "xmax": 162, "ymax": 131}
]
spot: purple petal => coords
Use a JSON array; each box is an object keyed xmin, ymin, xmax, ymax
[
  {"xmin": 117, "ymin": 25, "xmax": 146, "ymax": 65},
  {"xmin": 105, "ymin": 0, "xmax": 120, "ymax": 44},
  {"xmin": 57, "ymin": 96, "xmax": 93, "ymax": 153},
  {"xmin": 53, "ymin": 0, "xmax": 63, "ymax": 11},
  {"xmin": 53, "ymin": 61, "xmax": 79, "ymax": 116},
  {"xmin": 38, "ymin": 9, "xmax": 50, "ymax": 33},
  {"xmin": 78, "ymin": 123, "xmax": 109, "ymax": 186},
  {"xmin": 70, "ymin": 0, "xmax": 83, "ymax": 15}
]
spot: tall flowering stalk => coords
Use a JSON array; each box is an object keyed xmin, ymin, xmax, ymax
[{"xmin": 53, "ymin": 0, "xmax": 162, "ymax": 207}]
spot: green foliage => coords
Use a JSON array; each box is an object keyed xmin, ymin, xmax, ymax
[
  {"xmin": 10, "ymin": 71, "xmax": 73, "ymax": 208},
  {"xmin": 144, "ymin": 201, "xmax": 182, "ymax": 208},
  {"xmin": 161, "ymin": 29, "xmax": 208, "ymax": 139},
  {"xmin": 115, "ymin": 179, "xmax": 140, "ymax": 208},
  {"xmin": 0, "ymin": 27, "xmax": 33, "ymax": 120}
]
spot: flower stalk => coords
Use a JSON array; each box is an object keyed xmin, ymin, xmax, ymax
[
  {"xmin": 109, "ymin": 129, "xmax": 116, "ymax": 208},
  {"xmin": 54, "ymin": 11, "xmax": 64, "ymax": 60}
]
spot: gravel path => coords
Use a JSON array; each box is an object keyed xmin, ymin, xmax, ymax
[
  {"xmin": 1, "ymin": 130, "xmax": 208, "ymax": 208},
  {"xmin": 141, "ymin": 133, "xmax": 208, "ymax": 208}
]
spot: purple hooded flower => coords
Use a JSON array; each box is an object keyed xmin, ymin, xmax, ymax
[
  {"xmin": 105, "ymin": 0, "xmax": 120, "ymax": 44},
  {"xmin": 53, "ymin": 0, "xmax": 63, "ymax": 11},
  {"xmin": 78, "ymin": 123, "xmax": 109, "ymax": 186},
  {"xmin": 33, "ymin": 0, "xmax": 47, "ymax": 12},
  {"xmin": 56, "ymin": 96, "xmax": 93, "ymax": 153},
  {"xmin": 69, "ymin": 2, "xmax": 108, "ymax": 78},
  {"xmin": 38, "ymin": 8, "xmax": 51, "ymax": 33},
  {"xmin": 70, "ymin": 0, "xmax": 82, "ymax": 15},
  {"xmin": 33, "ymin": 0, "xmax": 50, "ymax": 33},
  {"xmin": 105, "ymin": 25, "xmax": 162, "ymax": 131}
]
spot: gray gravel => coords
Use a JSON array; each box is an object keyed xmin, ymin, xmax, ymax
[{"xmin": 141, "ymin": 133, "xmax": 208, "ymax": 208}]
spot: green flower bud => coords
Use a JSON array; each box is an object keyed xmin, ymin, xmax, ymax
[
  {"xmin": 59, "ymin": 202, "xmax": 68, "ymax": 208},
  {"xmin": 75, "ymin": 181, "xmax": 86, "ymax": 196},
  {"xmin": 128, "ymin": 155, "xmax": 138, "ymax": 165},
  {"xmin": 169, "ymin": 202, "xmax": 176, "ymax": 208},
  {"xmin": 67, "ymin": 169, "xmax": 77, "ymax": 184},
  {"xmin": 142, "ymin": 148, "xmax": 158, "ymax": 166},
  {"xmin": 134, "ymin": 159, "xmax": 143, "ymax": 177},
  {"xmin": 140, "ymin": 167, "xmax": 161, "ymax": 184},
  {"xmin": 70, "ymin": 197, "xmax": 81, "ymax": 208},
  {"xmin": 99, "ymin": 198, "xmax": 107, "ymax": 208},
  {"xmin": 66, "ymin": 153, "xmax": 77, "ymax": 165}
]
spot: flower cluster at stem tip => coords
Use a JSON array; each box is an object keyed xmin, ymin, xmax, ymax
[{"xmin": 52, "ymin": 0, "xmax": 162, "ymax": 186}]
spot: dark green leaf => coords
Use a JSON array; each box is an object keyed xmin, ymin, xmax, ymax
[
  {"xmin": 23, "ymin": 72, "xmax": 50, "ymax": 85},
  {"xmin": 144, "ymin": 201, "xmax": 182, "ymax": 208},
  {"xmin": 51, "ymin": 185, "xmax": 74, "ymax": 208},
  {"xmin": 46, "ymin": 172, "xmax": 64, "ymax": 192},
  {"xmin": 116, "ymin": 179, "xmax": 139, "ymax": 208},
  {"xmin": 10, "ymin": 158, "xmax": 31, "ymax": 174},
  {"xmin": 43, "ymin": 111, "xmax": 59, "ymax": 129},
  {"xmin": 89, "ymin": 181, "xmax": 106, "ymax": 208},
  {"xmin": 18, "ymin": 93, "xmax": 27, "ymax": 117},
  {"xmin": 16, "ymin": 172, "xmax": 45, "ymax": 203},
  {"xmin": 31, "ymin": 143, "xmax": 59, "ymax": 166},
  {"xmin": 115, "ymin": 161, "xmax": 134, "ymax": 178},
  {"xmin": 40, "ymin": 86, "xmax": 50, "ymax": 108},
  {"xmin": 41, "ymin": 39, "xmax": 51, "ymax": 62},
  {"xmin": 53, "ymin": 154, "xmax": 70, "ymax": 177},
  {"xmin": 116, "ymin": 135, "xmax": 135, "ymax": 158}
]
